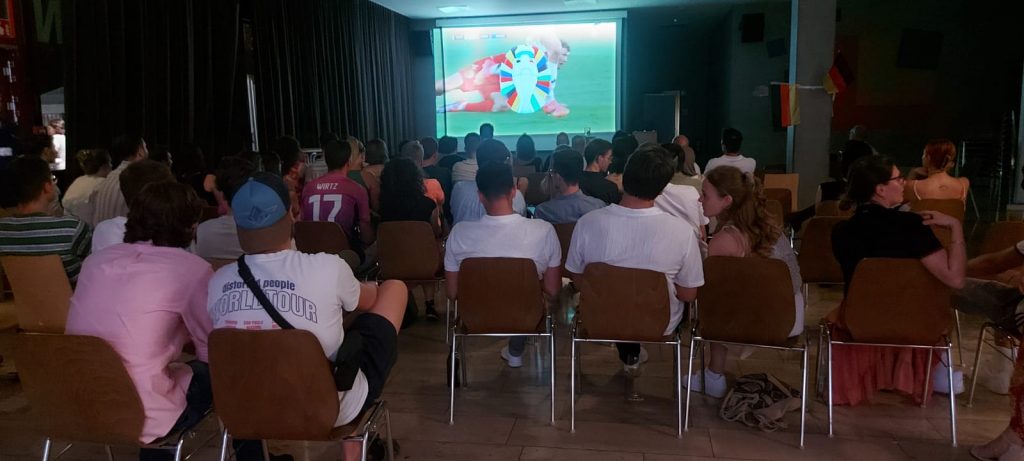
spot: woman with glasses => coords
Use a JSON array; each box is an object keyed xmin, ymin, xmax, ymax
[{"xmin": 828, "ymin": 155, "xmax": 966, "ymax": 406}]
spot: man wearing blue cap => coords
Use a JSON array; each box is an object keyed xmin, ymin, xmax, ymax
[{"xmin": 207, "ymin": 173, "xmax": 407, "ymax": 460}]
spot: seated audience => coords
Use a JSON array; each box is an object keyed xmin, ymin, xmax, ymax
[
  {"xmin": 653, "ymin": 144, "xmax": 708, "ymax": 242},
  {"xmin": 259, "ymin": 151, "xmax": 281, "ymax": 175},
  {"xmin": 209, "ymin": 173, "xmax": 407, "ymax": 461},
  {"xmin": 579, "ymin": 139, "xmax": 622, "ymax": 204},
  {"xmin": 479, "ymin": 122, "xmax": 494, "ymax": 140},
  {"xmin": 19, "ymin": 134, "xmax": 64, "ymax": 216},
  {"xmin": 195, "ymin": 156, "xmax": 257, "ymax": 260},
  {"xmin": 535, "ymin": 150, "xmax": 606, "ymax": 224},
  {"xmin": 345, "ymin": 136, "xmax": 367, "ymax": 187},
  {"xmin": 513, "ymin": 134, "xmax": 542, "ymax": 173},
  {"xmin": 422, "ymin": 136, "xmax": 453, "ymax": 221},
  {"xmin": 556, "ymin": 131, "xmax": 570, "ymax": 148},
  {"xmin": 789, "ymin": 139, "xmax": 873, "ymax": 231},
  {"xmin": 566, "ymin": 146, "xmax": 704, "ymax": 373},
  {"xmin": 173, "ymin": 144, "xmax": 217, "ymax": 206},
  {"xmin": 906, "ymin": 139, "xmax": 970, "ymax": 201},
  {"xmin": 362, "ymin": 138, "xmax": 389, "ymax": 211},
  {"xmin": 667, "ymin": 140, "xmax": 702, "ymax": 189},
  {"xmin": 272, "ymin": 135, "xmax": 307, "ymax": 216},
  {"xmin": 450, "ymin": 139, "xmax": 527, "ymax": 224},
  {"xmin": 62, "ymin": 148, "xmax": 112, "ymax": 220},
  {"xmin": 451, "ymin": 132, "xmax": 481, "ymax": 182},
  {"xmin": 445, "ymin": 162, "xmax": 561, "ymax": 367},
  {"xmin": 92, "ymin": 160, "xmax": 175, "ymax": 252},
  {"xmin": 66, "ymin": 181, "xmax": 213, "ymax": 459},
  {"xmin": 691, "ymin": 165, "xmax": 803, "ymax": 397},
  {"xmin": 0, "ymin": 156, "xmax": 91, "ymax": 282},
  {"xmin": 571, "ymin": 135, "xmax": 587, "ymax": 154},
  {"xmin": 435, "ymin": 135, "xmax": 465, "ymax": 170},
  {"xmin": 401, "ymin": 140, "xmax": 445, "ymax": 208},
  {"xmin": 88, "ymin": 135, "xmax": 149, "ymax": 226},
  {"xmin": 302, "ymin": 139, "xmax": 374, "ymax": 261},
  {"xmin": 705, "ymin": 128, "xmax": 755, "ymax": 174},
  {"xmin": 830, "ymin": 155, "xmax": 965, "ymax": 405},
  {"xmin": 381, "ymin": 157, "xmax": 443, "ymax": 320},
  {"xmin": 606, "ymin": 135, "xmax": 639, "ymax": 193}
]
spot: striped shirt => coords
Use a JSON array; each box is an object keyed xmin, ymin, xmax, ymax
[
  {"xmin": 0, "ymin": 213, "xmax": 92, "ymax": 281},
  {"xmin": 86, "ymin": 161, "xmax": 130, "ymax": 226}
]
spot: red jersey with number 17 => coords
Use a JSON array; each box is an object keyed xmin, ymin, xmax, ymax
[{"xmin": 300, "ymin": 171, "xmax": 370, "ymax": 239}]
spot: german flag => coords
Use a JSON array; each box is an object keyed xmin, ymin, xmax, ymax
[
  {"xmin": 771, "ymin": 83, "xmax": 800, "ymax": 130},
  {"xmin": 823, "ymin": 51, "xmax": 853, "ymax": 94}
]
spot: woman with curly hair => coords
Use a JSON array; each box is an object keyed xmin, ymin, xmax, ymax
[{"xmin": 686, "ymin": 165, "xmax": 804, "ymax": 398}]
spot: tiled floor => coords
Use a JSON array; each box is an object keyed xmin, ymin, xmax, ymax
[{"xmin": 0, "ymin": 282, "xmax": 1013, "ymax": 460}]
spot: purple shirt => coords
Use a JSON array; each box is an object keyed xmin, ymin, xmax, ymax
[
  {"xmin": 300, "ymin": 171, "xmax": 371, "ymax": 239},
  {"xmin": 65, "ymin": 242, "xmax": 214, "ymax": 443}
]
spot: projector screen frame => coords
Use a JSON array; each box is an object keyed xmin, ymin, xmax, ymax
[{"xmin": 432, "ymin": 10, "xmax": 627, "ymax": 151}]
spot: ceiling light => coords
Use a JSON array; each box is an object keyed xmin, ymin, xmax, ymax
[{"xmin": 438, "ymin": 5, "xmax": 471, "ymax": 14}]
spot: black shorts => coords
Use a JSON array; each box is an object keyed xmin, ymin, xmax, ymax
[{"xmin": 350, "ymin": 313, "xmax": 398, "ymax": 411}]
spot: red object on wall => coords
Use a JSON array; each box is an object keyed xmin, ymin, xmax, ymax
[{"xmin": 0, "ymin": 0, "xmax": 15, "ymax": 41}]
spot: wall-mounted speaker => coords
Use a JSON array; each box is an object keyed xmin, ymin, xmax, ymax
[{"xmin": 741, "ymin": 13, "xmax": 765, "ymax": 43}]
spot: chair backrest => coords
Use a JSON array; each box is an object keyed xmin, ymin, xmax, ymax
[
  {"xmin": 294, "ymin": 221, "xmax": 351, "ymax": 255},
  {"xmin": 523, "ymin": 172, "xmax": 550, "ymax": 206},
  {"xmin": 199, "ymin": 206, "xmax": 221, "ymax": 223},
  {"xmin": 553, "ymin": 222, "xmax": 575, "ymax": 274},
  {"xmin": 815, "ymin": 200, "xmax": 853, "ymax": 217},
  {"xmin": 456, "ymin": 258, "xmax": 545, "ymax": 334},
  {"xmin": 0, "ymin": 255, "xmax": 72, "ymax": 333},
  {"xmin": 209, "ymin": 329, "xmax": 340, "ymax": 440},
  {"xmin": 843, "ymin": 258, "xmax": 953, "ymax": 345},
  {"xmin": 13, "ymin": 334, "xmax": 145, "ymax": 445},
  {"xmin": 699, "ymin": 256, "xmax": 795, "ymax": 346},
  {"xmin": 764, "ymin": 173, "xmax": 798, "ymax": 211},
  {"xmin": 764, "ymin": 188, "xmax": 793, "ymax": 217},
  {"xmin": 797, "ymin": 217, "xmax": 845, "ymax": 284},
  {"xmin": 576, "ymin": 263, "xmax": 670, "ymax": 342},
  {"xmin": 204, "ymin": 258, "xmax": 235, "ymax": 271},
  {"xmin": 980, "ymin": 221, "xmax": 1024, "ymax": 255},
  {"xmin": 765, "ymin": 200, "xmax": 784, "ymax": 229},
  {"xmin": 909, "ymin": 199, "xmax": 965, "ymax": 249},
  {"xmin": 377, "ymin": 221, "xmax": 440, "ymax": 280}
]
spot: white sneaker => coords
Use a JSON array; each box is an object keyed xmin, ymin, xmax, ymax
[
  {"xmin": 932, "ymin": 367, "xmax": 965, "ymax": 395},
  {"xmin": 501, "ymin": 346, "xmax": 523, "ymax": 368},
  {"xmin": 684, "ymin": 369, "xmax": 728, "ymax": 398}
]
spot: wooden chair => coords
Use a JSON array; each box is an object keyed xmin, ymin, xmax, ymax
[
  {"xmin": 0, "ymin": 255, "xmax": 72, "ymax": 333},
  {"xmin": 691, "ymin": 256, "xmax": 808, "ymax": 447},
  {"xmin": 909, "ymin": 199, "xmax": 966, "ymax": 249},
  {"xmin": 209, "ymin": 329, "xmax": 394, "ymax": 461},
  {"xmin": 797, "ymin": 217, "xmax": 846, "ymax": 302},
  {"xmin": 815, "ymin": 200, "xmax": 853, "ymax": 218},
  {"xmin": 377, "ymin": 221, "xmax": 446, "ymax": 336},
  {"xmin": 571, "ymin": 263, "xmax": 684, "ymax": 437},
  {"xmin": 203, "ymin": 258, "xmax": 235, "ymax": 271},
  {"xmin": 294, "ymin": 221, "xmax": 352, "ymax": 255},
  {"xmin": 553, "ymin": 222, "xmax": 575, "ymax": 275},
  {"xmin": 766, "ymin": 200, "xmax": 785, "ymax": 229},
  {"xmin": 764, "ymin": 173, "xmax": 799, "ymax": 211},
  {"xmin": 819, "ymin": 258, "xmax": 957, "ymax": 446},
  {"xmin": 13, "ymin": 333, "xmax": 213, "ymax": 460},
  {"xmin": 979, "ymin": 221, "xmax": 1024, "ymax": 255},
  {"xmin": 765, "ymin": 188, "xmax": 793, "ymax": 218},
  {"xmin": 449, "ymin": 258, "xmax": 554, "ymax": 425},
  {"xmin": 523, "ymin": 172, "xmax": 550, "ymax": 207}
]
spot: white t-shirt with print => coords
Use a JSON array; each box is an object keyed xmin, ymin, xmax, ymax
[
  {"xmin": 705, "ymin": 154, "xmax": 756, "ymax": 174},
  {"xmin": 565, "ymin": 205, "xmax": 705, "ymax": 335},
  {"xmin": 207, "ymin": 249, "xmax": 368, "ymax": 426},
  {"xmin": 444, "ymin": 213, "xmax": 561, "ymax": 277}
]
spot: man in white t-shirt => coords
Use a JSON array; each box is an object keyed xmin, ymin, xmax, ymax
[
  {"xmin": 445, "ymin": 162, "xmax": 562, "ymax": 368},
  {"xmin": 651, "ymin": 145, "xmax": 709, "ymax": 251},
  {"xmin": 704, "ymin": 128, "xmax": 755, "ymax": 174},
  {"xmin": 195, "ymin": 156, "xmax": 255, "ymax": 260},
  {"xmin": 92, "ymin": 160, "xmax": 174, "ymax": 252},
  {"xmin": 207, "ymin": 173, "xmax": 407, "ymax": 461},
  {"xmin": 566, "ymin": 145, "xmax": 704, "ymax": 374}
]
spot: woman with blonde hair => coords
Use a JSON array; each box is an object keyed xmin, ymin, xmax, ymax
[
  {"xmin": 684, "ymin": 165, "xmax": 804, "ymax": 397},
  {"xmin": 906, "ymin": 139, "xmax": 970, "ymax": 201}
]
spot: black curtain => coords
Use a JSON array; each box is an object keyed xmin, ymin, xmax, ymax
[
  {"xmin": 63, "ymin": 0, "xmax": 250, "ymax": 166},
  {"xmin": 250, "ymin": 0, "xmax": 414, "ymax": 148}
]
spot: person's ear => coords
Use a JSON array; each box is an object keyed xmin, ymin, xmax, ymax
[
  {"xmin": 42, "ymin": 180, "xmax": 55, "ymax": 196},
  {"xmin": 722, "ymin": 194, "xmax": 734, "ymax": 209}
]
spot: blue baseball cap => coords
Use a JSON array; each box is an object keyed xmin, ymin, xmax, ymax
[{"xmin": 231, "ymin": 173, "xmax": 292, "ymax": 230}]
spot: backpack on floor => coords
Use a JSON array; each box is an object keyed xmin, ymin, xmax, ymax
[{"xmin": 719, "ymin": 373, "xmax": 801, "ymax": 432}]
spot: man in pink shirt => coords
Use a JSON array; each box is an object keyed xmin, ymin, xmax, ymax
[
  {"xmin": 301, "ymin": 139, "xmax": 374, "ymax": 263},
  {"xmin": 65, "ymin": 181, "xmax": 214, "ymax": 460}
]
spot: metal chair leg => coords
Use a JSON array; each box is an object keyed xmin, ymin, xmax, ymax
[
  {"xmin": 261, "ymin": 440, "xmax": 271, "ymax": 461},
  {"xmin": 800, "ymin": 343, "xmax": 808, "ymax": 449},
  {"xmin": 444, "ymin": 299, "xmax": 451, "ymax": 344},
  {"xmin": 570, "ymin": 337, "xmax": 577, "ymax": 433},
  {"xmin": 815, "ymin": 324, "xmax": 824, "ymax": 398},
  {"xmin": 41, "ymin": 438, "xmax": 52, "ymax": 461},
  {"xmin": 947, "ymin": 343, "xmax": 958, "ymax": 448},
  {"xmin": 968, "ymin": 325, "xmax": 988, "ymax": 407},
  {"xmin": 385, "ymin": 406, "xmax": 395, "ymax": 461},
  {"xmin": 954, "ymin": 309, "xmax": 964, "ymax": 366},
  {"xmin": 105, "ymin": 445, "xmax": 115, "ymax": 461},
  {"xmin": 549, "ymin": 330, "xmax": 556, "ymax": 425},
  {"xmin": 675, "ymin": 339, "xmax": 683, "ymax": 438},
  {"xmin": 448, "ymin": 333, "xmax": 457, "ymax": 425},
  {"xmin": 218, "ymin": 428, "xmax": 230, "ymax": 461},
  {"xmin": 922, "ymin": 349, "xmax": 934, "ymax": 408},
  {"xmin": 172, "ymin": 439, "xmax": 184, "ymax": 461},
  {"xmin": 827, "ymin": 332, "xmax": 834, "ymax": 438},
  {"xmin": 459, "ymin": 337, "xmax": 468, "ymax": 387},
  {"xmin": 684, "ymin": 334, "xmax": 696, "ymax": 432}
]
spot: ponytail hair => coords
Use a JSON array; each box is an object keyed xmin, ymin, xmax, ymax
[
  {"xmin": 704, "ymin": 166, "xmax": 781, "ymax": 257},
  {"xmin": 840, "ymin": 154, "xmax": 893, "ymax": 211}
]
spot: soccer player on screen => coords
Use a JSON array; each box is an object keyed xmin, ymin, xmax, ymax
[{"xmin": 436, "ymin": 34, "xmax": 571, "ymax": 117}]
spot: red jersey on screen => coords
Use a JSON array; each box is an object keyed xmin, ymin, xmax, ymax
[
  {"xmin": 300, "ymin": 172, "xmax": 370, "ymax": 239},
  {"xmin": 457, "ymin": 53, "xmax": 504, "ymax": 96}
]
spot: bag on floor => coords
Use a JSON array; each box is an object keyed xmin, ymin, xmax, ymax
[{"xmin": 719, "ymin": 373, "xmax": 801, "ymax": 432}]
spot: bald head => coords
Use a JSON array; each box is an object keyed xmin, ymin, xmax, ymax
[{"xmin": 673, "ymin": 135, "xmax": 690, "ymax": 148}]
